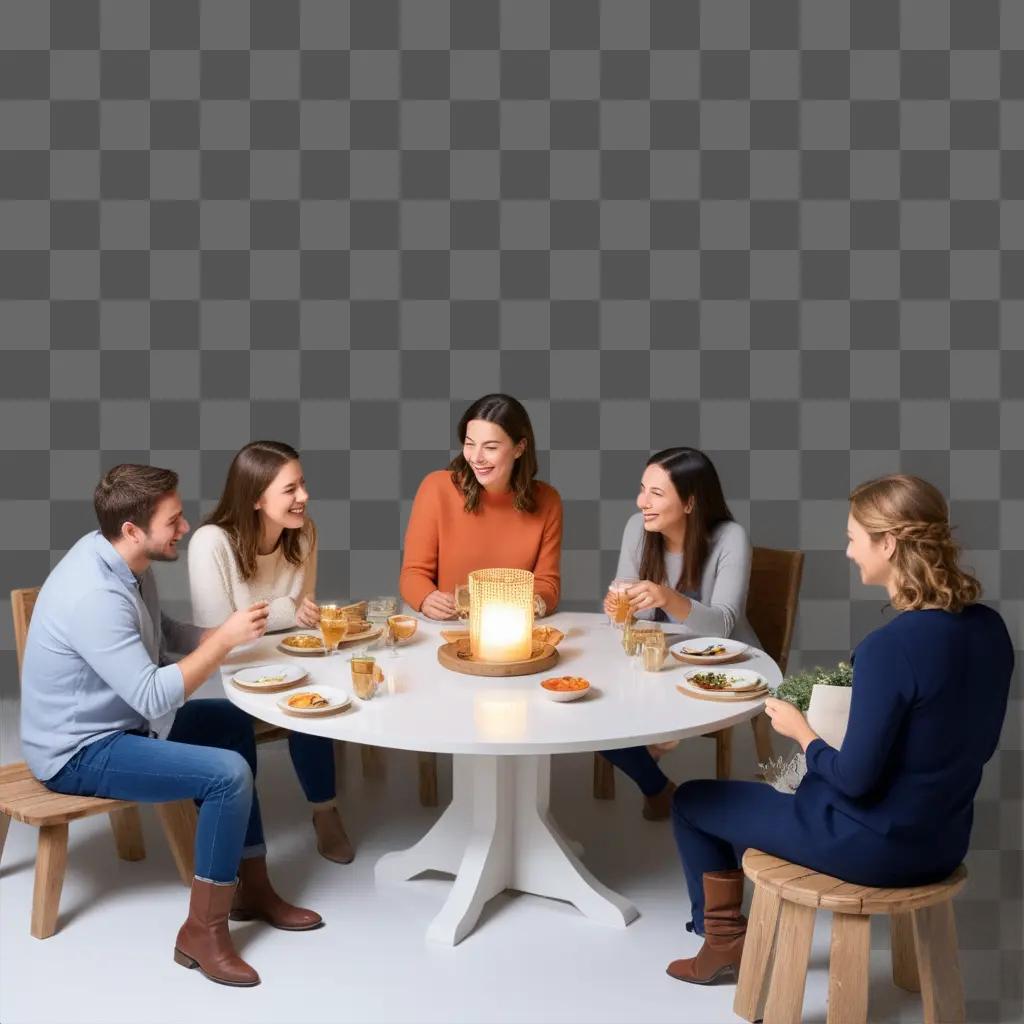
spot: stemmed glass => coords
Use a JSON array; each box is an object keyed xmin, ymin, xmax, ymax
[{"xmin": 317, "ymin": 603, "xmax": 349, "ymax": 656}]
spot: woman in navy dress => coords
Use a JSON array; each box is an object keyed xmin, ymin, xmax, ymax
[{"xmin": 666, "ymin": 474, "xmax": 1014, "ymax": 985}]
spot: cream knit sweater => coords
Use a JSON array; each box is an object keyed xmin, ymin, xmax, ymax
[{"xmin": 188, "ymin": 523, "xmax": 317, "ymax": 632}]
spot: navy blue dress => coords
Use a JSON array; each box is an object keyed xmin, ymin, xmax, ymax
[{"xmin": 672, "ymin": 604, "xmax": 1014, "ymax": 933}]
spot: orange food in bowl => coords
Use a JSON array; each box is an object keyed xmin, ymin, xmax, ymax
[{"xmin": 541, "ymin": 676, "xmax": 590, "ymax": 693}]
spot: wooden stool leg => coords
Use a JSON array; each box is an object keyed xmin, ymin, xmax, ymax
[
  {"xmin": 361, "ymin": 744, "xmax": 387, "ymax": 780},
  {"xmin": 891, "ymin": 911, "xmax": 921, "ymax": 992},
  {"xmin": 31, "ymin": 823, "xmax": 69, "ymax": 939},
  {"xmin": 0, "ymin": 811, "xmax": 11, "ymax": 863},
  {"xmin": 418, "ymin": 752, "xmax": 438, "ymax": 807},
  {"xmin": 913, "ymin": 902, "xmax": 965, "ymax": 1024},
  {"xmin": 155, "ymin": 800, "xmax": 197, "ymax": 887},
  {"xmin": 827, "ymin": 912, "xmax": 870, "ymax": 1024},
  {"xmin": 734, "ymin": 884, "xmax": 782, "ymax": 1022},
  {"xmin": 762, "ymin": 901, "xmax": 816, "ymax": 1024},
  {"xmin": 108, "ymin": 806, "xmax": 146, "ymax": 861},
  {"xmin": 593, "ymin": 752, "xmax": 616, "ymax": 800},
  {"xmin": 751, "ymin": 713, "xmax": 774, "ymax": 768},
  {"xmin": 715, "ymin": 727, "xmax": 733, "ymax": 780}
]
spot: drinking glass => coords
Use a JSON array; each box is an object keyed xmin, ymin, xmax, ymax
[
  {"xmin": 317, "ymin": 603, "xmax": 349, "ymax": 655},
  {"xmin": 640, "ymin": 629, "xmax": 667, "ymax": 672},
  {"xmin": 607, "ymin": 577, "xmax": 639, "ymax": 628},
  {"xmin": 367, "ymin": 595, "xmax": 398, "ymax": 623},
  {"xmin": 350, "ymin": 654, "xmax": 382, "ymax": 700},
  {"xmin": 454, "ymin": 583, "xmax": 470, "ymax": 621}
]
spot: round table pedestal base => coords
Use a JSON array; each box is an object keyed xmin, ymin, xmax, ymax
[{"xmin": 375, "ymin": 753, "xmax": 639, "ymax": 946}]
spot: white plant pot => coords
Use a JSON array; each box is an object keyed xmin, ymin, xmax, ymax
[{"xmin": 806, "ymin": 684, "xmax": 852, "ymax": 750}]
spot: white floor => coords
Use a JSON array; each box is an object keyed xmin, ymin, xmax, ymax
[{"xmin": 0, "ymin": 726, "xmax": 929, "ymax": 1024}]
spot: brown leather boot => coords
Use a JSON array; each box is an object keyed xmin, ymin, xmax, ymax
[
  {"xmin": 312, "ymin": 805, "xmax": 355, "ymax": 864},
  {"xmin": 229, "ymin": 856, "xmax": 324, "ymax": 931},
  {"xmin": 667, "ymin": 869, "xmax": 747, "ymax": 984},
  {"xmin": 174, "ymin": 878, "xmax": 260, "ymax": 987},
  {"xmin": 642, "ymin": 780, "xmax": 677, "ymax": 821}
]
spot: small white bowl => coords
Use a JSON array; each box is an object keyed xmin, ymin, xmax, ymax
[{"xmin": 539, "ymin": 677, "xmax": 591, "ymax": 703}]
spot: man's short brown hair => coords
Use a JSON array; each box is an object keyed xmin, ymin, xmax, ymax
[{"xmin": 94, "ymin": 464, "xmax": 179, "ymax": 540}]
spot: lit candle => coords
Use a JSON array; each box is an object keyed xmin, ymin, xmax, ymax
[{"xmin": 477, "ymin": 602, "xmax": 532, "ymax": 662}]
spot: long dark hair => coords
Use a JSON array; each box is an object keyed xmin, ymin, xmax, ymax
[
  {"xmin": 204, "ymin": 440, "xmax": 316, "ymax": 581},
  {"xmin": 637, "ymin": 448, "xmax": 734, "ymax": 594},
  {"xmin": 448, "ymin": 394, "xmax": 539, "ymax": 514}
]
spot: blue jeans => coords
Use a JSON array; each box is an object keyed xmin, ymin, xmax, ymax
[
  {"xmin": 45, "ymin": 699, "xmax": 265, "ymax": 884},
  {"xmin": 600, "ymin": 746, "xmax": 669, "ymax": 797},
  {"xmin": 287, "ymin": 732, "xmax": 335, "ymax": 804}
]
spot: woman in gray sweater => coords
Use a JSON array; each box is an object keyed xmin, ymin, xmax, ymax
[{"xmin": 600, "ymin": 447, "xmax": 759, "ymax": 820}]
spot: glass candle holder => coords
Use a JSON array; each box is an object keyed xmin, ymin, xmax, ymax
[{"xmin": 469, "ymin": 568, "xmax": 535, "ymax": 663}]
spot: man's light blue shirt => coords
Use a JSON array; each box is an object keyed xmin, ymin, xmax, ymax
[{"xmin": 20, "ymin": 531, "xmax": 202, "ymax": 781}]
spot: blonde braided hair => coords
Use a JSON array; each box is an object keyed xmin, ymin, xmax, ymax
[{"xmin": 849, "ymin": 475, "xmax": 981, "ymax": 613}]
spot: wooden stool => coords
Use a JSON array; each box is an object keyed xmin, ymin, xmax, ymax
[{"xmin": 734, "ymin": 849, "xmax": 967, "ymax": 1024}]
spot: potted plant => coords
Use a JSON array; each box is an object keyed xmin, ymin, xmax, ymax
[{"xmin": 773, "ymin": 661, "xmax": 853, "ymax": 750}]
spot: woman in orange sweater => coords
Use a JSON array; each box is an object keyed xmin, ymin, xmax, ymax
[{"xmin": 400, "ymin": 394, "xmax": 562, "ymax": 619}]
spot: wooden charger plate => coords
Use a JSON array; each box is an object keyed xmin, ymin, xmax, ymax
[
  {"xmin": 437, "ymin": 640, "xmax": 559, "ymax": 677},
  {"xmin": 670, "ymin": 649, "xmax": 748, "ymax": 667},
  {"xmin": 675, "ymin": 683, "xmax": 769, "ymax": 703}
]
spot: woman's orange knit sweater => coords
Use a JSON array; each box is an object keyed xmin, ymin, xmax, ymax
[{"xmin": 399, "ymin": 470, "xmax": 563, "ymax": 613}]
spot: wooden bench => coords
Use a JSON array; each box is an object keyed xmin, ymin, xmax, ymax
[
  {"xmin": 3, "ymin": 587, "xmax": 197, "ymax": 939},
  {"xmin": 734, "ymin": 848, "xmax": 967, "ymax": 1024}
]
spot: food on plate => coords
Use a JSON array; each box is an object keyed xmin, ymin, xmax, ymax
[
  {"xmin": 681, "ymin": 643, "xmax": 728, "ymax": 657},
  {"xmin": 253, "ymin": 673, "xmax": 287, "ymax": 685},
  {"xmin": 287, "ymin": 691, "xmax": 331, "ymax": 709},
  {"xmin": 533, "ymin": 625, "xmax": 565, "ymax": 647},
  {"xmin": 339, "ymin": 601, "xmax": 368, "ymax": 621},
  {"xmin": 688, "ymin": 671, "xmax": 734, "ymax": 690},
  {"xmin": 282, "ymin": 633, "xmax": 325, "ymax": 649},
  {"xmin": 541, "ymin": 675, "xmax": 590, "ymax": 693}
]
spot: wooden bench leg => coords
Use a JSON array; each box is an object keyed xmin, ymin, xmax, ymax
[
  {"xmin": 734, "ymin": 884, "xmax": 782, "ymax": 1022},
  {"xmin": 827, "ymin": 912, "xmax": 870, "ymax": 1024},
  {"xmin": 762, "ymin": 900, "xmax": 816, "ymax": 1024},
  {"xmin": 31, "ymin": 823, "xmax": 69, "ymax": 939},
  {"xmin": 0, "ymin": 811, "xmax": 10, "ymax": 864},
  {"xmin": 108, "ymin": 806, "xmax": 146, "ymax": 861},
  {"xmin": 751, "ymin": 712, "xmax": 774, "ymax": 768},
  {"xmin": 418, "ymin": 752, "xmax": 438, "ymax": 807},
  {"xmin": 913, "ymin": 902, "xmax": 965, "ymax": 1024},
  {"xmin": 891, "ymin": 911, "xmax": 921, "ymax": 992},
  {"xmin": 715, "ymin": 727, "xmax": 733, "ymax": 780},
  {"xmin": 361, "ymin": 744, "xmax": 387, "ymax": 780},
  {"xmin": 593, "ymin": 752, "xmax": 616, "ymax": 800},
  {"xmin": 155, "ymin": 800, "xmax": 197, "ymax": 887}
]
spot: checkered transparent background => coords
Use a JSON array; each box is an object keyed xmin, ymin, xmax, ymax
[{"xmin": 0, "ymin": 1, "xmax": 1021, "ymax": 1016}]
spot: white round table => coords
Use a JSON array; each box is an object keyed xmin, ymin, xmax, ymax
[{"xmin": 220, "ymin": 611, "xmax": 781, "ymax": 946}]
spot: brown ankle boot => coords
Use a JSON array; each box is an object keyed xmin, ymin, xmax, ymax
[
  {"xmin": 174, "ymin": 878, "xmax": 260, "ymax": 987},
  {"xmin": 667, "ymin": 869, "xmax": 747, "ymax": 984},
  {"xmin": 642, "ymin": 780, "xmax": 677, "ymax": 821},
  {"xmin": 229, "ymin": 856, "xmax": 323, "ymax": 931},
  {"xmin": 312, "ymin": 805, "xmax": 355, "ymax": 864}
]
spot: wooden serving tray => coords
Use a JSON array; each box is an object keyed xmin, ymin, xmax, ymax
[
  {"xmin": 437, "ymin": 641, "xmax": 559, "ymax": 677},
  {"xmin": 675, "ymin": 683, "xmax": 769, "ymax": 703}
]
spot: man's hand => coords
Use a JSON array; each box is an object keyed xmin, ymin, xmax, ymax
[
  {"xmin": 217, "ymin": 602, "xmax": 270, "ymax": 649},
  {"xmin": 296, "ymin": 595, "xmax": 320, "ymax": 628},
  {"xmin": 421, "ymin": 590, "xmax": 457, "ymax": 620}
]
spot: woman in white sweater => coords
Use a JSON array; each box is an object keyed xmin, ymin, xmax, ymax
[
  {"xmin": 600, "ymin": 448, "xmax": 760, "ymax": 821},
  {"xmin": 189, "ymin": 440, "xmax": 352, "ymax": 864}
]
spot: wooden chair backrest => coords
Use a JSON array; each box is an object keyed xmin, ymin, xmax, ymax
[
  {"xmin": 11, "ymin": 587, "xmax": 41, "ymax": 683},
  {"xmin": 745, "ymin": 548, "xmax": 803, "ymax": 676}
]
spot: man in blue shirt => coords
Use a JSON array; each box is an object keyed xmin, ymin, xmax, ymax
[{"xmin": 22, "ymin": 464, "xmax": 324, "ymax": 988}]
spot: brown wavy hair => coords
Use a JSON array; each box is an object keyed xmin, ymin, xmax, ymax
[
  {"xmin": 637, "ymin": 448, "xmax": 734, "ymax": 594},
  {"xmin": 204, "ymin": 440, "xmax": 316, "ymax": 582},
  {"xmin": 849, "ymin": 474, "xmax": 981, "ymax": 613},
  {"xmin": 448, "ymin": 394, "xmax": 539, "ymax": 514}
]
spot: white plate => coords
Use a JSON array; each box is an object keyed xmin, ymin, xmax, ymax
[
  {"xmin": 231, "ymin": 663, "xmax": 307, "ymax": 690},
  {"xmin": 681, "ymin": 667, "xmax": 766, "ymax": 693},
  {"xmin": 275, "ymin": 686, "xmax": 352, "ymax": 716},
  {"xmin": 670, "ymin": 636, "xmax": 749, "ymax": 663}
]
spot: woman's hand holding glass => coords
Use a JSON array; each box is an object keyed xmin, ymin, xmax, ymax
[{"xmin": 626, "ymin": 580, "xmax": 672, "ymax": 613}]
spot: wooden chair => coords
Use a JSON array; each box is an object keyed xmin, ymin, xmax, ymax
[
  {"xmin": 593, "ymin": 546, "xmax": 804, "ymax": 798},
  {"xmin": 735, "ymin": 848, "xmax": 967, "ymax": 1024},
  {"xmin": 1, "ymin": 588, "xmax": 197, "ymax": 939}
]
